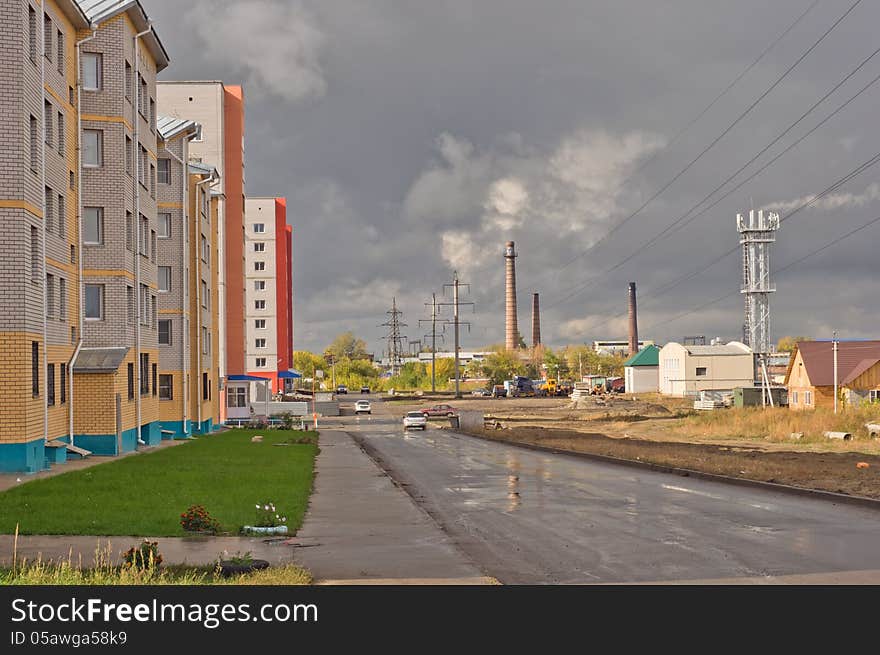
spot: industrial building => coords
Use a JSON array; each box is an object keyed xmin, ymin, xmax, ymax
[
  {"xmin": 623, "ymin": 344, "xmax": 660, "ymax": 394},
  {"xmin": 593, "ymin": 340, "xmax": 655, "ymax": 357},
  {"xmin": 659, "ymin": 341, "xmax": 754, "ymax": 397}
]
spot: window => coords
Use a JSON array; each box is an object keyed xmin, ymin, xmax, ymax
[
  {"xmin": 59, "ymin": 278, "xmax": 66, "ymax": 320},
  {"xmin": 69, "ymin": 170, "xmax": 74, "ymax": 190},
  {"xmin": 695, "ymin": 367, "xmax": 707, "ymax": 377},
  {"xmin": 57, "ymin": 193, "xmax": 65, "ymax": 238},
  {"xmin": 228, "ymin": 386, "xmax": 247, "ymax": 408},
  {"xmin": 158, "ymin": 319, "xmax": 172, "ymax": 345},
  {"xmin": 255, "ymin": 300, "xmax": 266, "ymax": 310},
  {"xmin": 30, "ymin": 115, "xmax": 38, "ymax": 171},
  {"xmin": 201, "ymin": 235, "xmax": 210, "ymax": 263},
  {"xmin": 157, "ymin": 159, "xmax": 170, "ymax": 184},
  {"xmin": 805, "ymin": 391, "xmax": 813, "ymax": 406},
  {"xmin": 31, "ymin": 227, "xmax": 39, "ymax": 283},
  {"xmin": 152, "ymin": 363, "xmax": 157, "ymax": 396},
  {"xmin": 82, "ymin": 52, "xmax": 101, "ymax": 90},
  {"xmin": 60, "ymin": 364, "xmax": 66, "ymax": 404},
  {"xmin": 202, "ymin": 327, "xmax": 209, "ymax": 355},
  {"xmin": 125, "ymin": 212, "xmax": 133, "ymax": 250},
  {"xmin": 140, "ymin": 353, "xmax": 149, "ymax": 395},
  {"xmin": 127, "ymin": 363, "xmax": 134, "ymax": 400},
  {"xmin": 150, "ymin": 230, "xmax": 157, "ymax": 262},
  {"xmin": 870, "ymin": 390, "xmax": 880, "ymax": 403},
  {"xmin": 254, "ymin": 261, "xmax": 265, "ymax": 272},
  {"xmin": 43, "ymin": 13, "xmax": 52, "ymax": 59},
  {"xmin": 29, "ymin": 7, "xmax": 37, "ymax": 62},
  {"xmin": 138, "ymin": 145, "xmax": 146, "ymax": 186},
  {"xmin": 82, "ymin": 129, "xmax": 101, "ymax": 167},
  {"xmin": 83, "ymin": 207, "xmax": 102, "ymax": 244},
  {"xmin": 126, "ymin": 286, "xmax": 134, "ymax": 325},
  {"xmin": 150, "ymin": 163, "xmax": 155, "ymax": 198},
  {"xmin": 150, "ymin": 98, "xmax": 155, "ymax": 132},
  {"xmin": 85, "ymin": 284, "xmax": 102, "ymax": 320},
  {"xmin": 44, "ymin": 187, "xmax": 53, "ymax": 232},
  {"xmin": 69, "ymin": 244, "xmax": 75, "ymax": 263},
  {"xmin": 158, "ymin": 266, "xmax": 171, "ymax": 292},
  {"xmin": 255, "ymin": 319, "xmax": 266, "ymax": 329},
  {"xmin": 57, "ymin": 111, "xmax": 64, "ymax": 155},
  {"xmin": 201, "ymin": 281, "xmax": 208, "ymax": 308},
  {"xmin": 125, "ymin": 62, "xmax": 132, "ymax": 100},
  {"xmin": 256, "ymin": 357, "xmax": 267, "ymax": 368},
  {"xmin": 254, "ymin": 281, "xmax": 266, "ymax": 291},
  {"xmin": 46, "ymin": 274, "xmax": 55, "ymax": 317},
  {"xmin": 151, "ymin": 295, "xmax": 157, "ymax": 330},
  {"xmin": 254, "ymin": 242, "xmax": 265, "ymax": 252},
  {"xmin": 158, "ymin": 212, "xmax": 171, "ymax": 238},
  {"xmin": 203, "ymin": 373, "xmax": 209, "ymax": 401},
  {"xmin": 137, "ymin": 74, "xmax": 146, "ymax": 115},
  {"xmin": 139, "ymin": 284, "xmax": 149, "ymax": 326},
  {"xmin": 159, "ymin": 374, "xmax": 173, "ymax": 400},
  {"xmin": 255, "ymin": 338, "xmax": 267, "ymax": 349},
  {"xmin": 32, "ymin": 342, "xmax": 39, "ymax": 397},
  {"xmin": 125, "ymin": 136, "xmax": 132, "ymax": 175},
  {"xmin": 47, "ymin": 364, "xmax": 55, "ymax": 406},
  {"xmin": 140, "ymin": 216, "xmax": 148, "ymax": 255},
  {"xmin": 57, "ymin": 29, "xmax": 63, "ymax": 74},
  {"xmin": 791, "ymin": 391, "xmax": 799, "ymax": 405},
  {"xmin": 44, "ymin": 100, "xmax": 52, "ymax": 147},
  {"xmin": 253, "ymin": 223, "xmax": 265, "ymax": 233}
]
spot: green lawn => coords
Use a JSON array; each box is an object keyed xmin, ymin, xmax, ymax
[{"xmin": 0, "ymin": 429, "xmax": 318, "ymax": 536}]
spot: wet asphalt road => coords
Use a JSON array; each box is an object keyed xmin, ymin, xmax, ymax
[{"xmin": 333, "ymin": 399, "xmax": 880, "ymax": 584}]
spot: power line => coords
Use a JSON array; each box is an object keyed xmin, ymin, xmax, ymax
[
  {"xmin": 553, "ymin": 0, "xmax": 863, "ymax": 275},
  {"xmin": 379, "ymin": 297, "xmax": 407, "ymax": 377}
]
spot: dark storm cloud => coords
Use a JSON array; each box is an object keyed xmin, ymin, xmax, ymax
[{"xmin": 148, "ymin": 0, "xmax": 880, "ymax": 353}]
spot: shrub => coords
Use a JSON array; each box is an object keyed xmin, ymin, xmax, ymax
[
  {"xmin": 180, "ymin": 504, "xmax": 221, "ymax": 534},
  {"xmin": 254, "ymin": 501, "xmax": 287, "ymax": 528},
  {"xmin": 122, "ymin": 540, "xmax": 163, "ymax": 570}
]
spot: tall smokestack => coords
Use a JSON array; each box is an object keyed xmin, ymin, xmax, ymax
[
  {"xmin": 628, "ymin": 282, "xmax": 639, "ymax": 356},
  {"xmin": 531, "ymin": 293, "xmax": 541, "ymax": 347},
  {"xmin": 504, "ymin": 241, "xmax": 518, "ymax": 350}
]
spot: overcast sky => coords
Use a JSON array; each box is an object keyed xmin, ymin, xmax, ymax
[{"xmin": 149, "ymin": 0, "xmax": 880, "ymax": 355}]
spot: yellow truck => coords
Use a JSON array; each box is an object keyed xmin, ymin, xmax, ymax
[{"xmin": 541, "ymin": 378, "xmax": 558, "ymax": 396}]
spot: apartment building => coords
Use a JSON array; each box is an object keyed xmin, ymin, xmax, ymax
[
  {"xmin": 243, "ymin": 197, "xmax": 293, "ymax": 394},
  {"xmin": 155, "ymin": 116, "xmax": 221, "ymax": 437},
  {"xmin": 0, "ymin": 0, "xmax": 90, "ymax": 472},
  {"xmin": 0, "ymin": 0, "xmax": 171, "ymax": 472},
  {"xmin": 156, "ymin": 81, "xmax": 247, "ymax": 407}
]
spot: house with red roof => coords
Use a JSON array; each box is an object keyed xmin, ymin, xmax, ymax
[{"xmin": 784, "ymin": 341, "xmax": 880, "ymax": 410}]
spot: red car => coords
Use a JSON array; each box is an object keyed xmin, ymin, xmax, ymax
[{"xmin": 420, "ymin": 404, "xmax": 458, "ymax": 417}]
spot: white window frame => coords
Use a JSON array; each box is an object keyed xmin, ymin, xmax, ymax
[
  {"xmin": 254, "ymin": 280, "xmax": 266, "ymax": 291},
  {"xmin": 255, "ymin": 338, "xmax": 267, "ymax": 349},
  {"xmin": 158, "ymin": 319, "xmax": 172, "ymax": 346},
  {"xmin": 255, "ymin": 319, "xmax": 266, "ymax": 329},
  {"xmin": 84, "ymin": 284, "xmax": 103, "ymax": 320},
  {"xmin": 256, "ymin": 357, "xmax": 267, "ymax": 368},
  {"xmin": 158, "ymin": 266, "xmax": 171, "ymax": 293},
  {"xmin": 82, "ymin": 52, "xmax": 102, "ymax": 91},
  {"xmin": 254, "ymin": 261, "xmax": 265, "ymax": 272},
  {"xmin": 255, "ymin": 300, "xmax": 266, "ymax": 311},
  {"xmin": 82, "ymin": 129, "xmax": 102, "ymax": 167},
  {"xmin": 254, "ymin": 242, "xmax": 265, "ymax": 252},
  {"xmin": 253, "ymin": 223, "xmax": 265, "ymax": 234},
  {"xmin": 158, "ymin": 212, "xmax": 171, "ymax": 239},
  {"xmin": 83, "ymin": 207, "xmax": 103, "ymax": 245}
]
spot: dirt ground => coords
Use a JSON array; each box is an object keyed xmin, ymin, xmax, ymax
[{"xmin": 389, "ymin": 394, "xmax": 880, "ymax": 500}]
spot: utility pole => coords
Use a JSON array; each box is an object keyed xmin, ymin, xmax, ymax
[
  {"xmin": 833, "ymin": 330, "xmax": 839, "ymax": 414},
  {"xmin": 379, "ymin": 298, "xmax": 407, "ymax": 378},
  {"xmin": 438, "ymin": 272, "xmax": 474, "ymax": 399},
  {"xmin": 419, "ymin": 293, "xmax": 444, "ymax": 393}
]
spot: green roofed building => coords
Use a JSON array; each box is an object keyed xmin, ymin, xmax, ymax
[{"xmin": 623, "ymin": 344, "xmax": 660, "ymax": 394}]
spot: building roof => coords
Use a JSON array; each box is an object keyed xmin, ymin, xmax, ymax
[
  {"xmin": 792, "ymin": 340, "xmax": 880, "ymax": 387},
  {"xmin": 623, "ymin": 344, "xmax": 660, "ymax": 367},
  {"xmin": 188, "ymin": 161, "xmax": 219, "ymax": 180},
  {"xmin": 71, "ymin": 347, "xmax": 129, "ymax": 373},
  {"xmin": 683, "ymin": 342, "xmax": 751, "ymax": 356},
  {"xmin": 58, "ymin": 0, "xmax": 92, "ymax": 28},
  {"xmin": 157, "ymin": 115, "xmax": 200, "ymax": 141},
  {"xmin": 76, "ymin": 1, "xmax": 170, "ymax": 72}
]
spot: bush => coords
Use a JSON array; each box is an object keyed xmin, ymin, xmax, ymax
[
  {"xmin": 180, "ymin": 504, "xmax": 221, "ymax": 534},
  {"xmin": 254, "ymin": 501, "xmax": 287, "ymax": 528},
  {"xmin": 122, "ymin": 540, "xmax": 163, "ymax": 570}
]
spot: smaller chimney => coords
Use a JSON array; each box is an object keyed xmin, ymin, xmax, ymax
[
  {"xmin": 531, "ymin": 293, "xmax": 541, "ymax": 347},
  {"xmin": 628, "ymin": 282, "xmax": 639, "ymax": 356}
]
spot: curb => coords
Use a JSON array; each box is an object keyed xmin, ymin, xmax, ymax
[{"xmin": 457, "ymin": 429, "xmax": 880, "ymax": 511}]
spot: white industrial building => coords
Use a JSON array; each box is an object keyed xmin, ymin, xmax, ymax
[
  {"xmin": 623, "ymin": 345, "xmax": 660, "ymax": 393},
  {"xmin": 659, "ymin": 341, "xmax": 754, "ymax": 397}
]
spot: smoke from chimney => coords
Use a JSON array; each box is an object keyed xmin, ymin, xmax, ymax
[
  {"xmin": 628, "ymin": 282, "xmax": 639, "ymax": 356},
  {"xmin": 531, "ymin": 293, "xmax": 541, "ymax": 348},
  {"xmin": 505, "ymin": 241, "xmax": 518, "ymax": 350}
]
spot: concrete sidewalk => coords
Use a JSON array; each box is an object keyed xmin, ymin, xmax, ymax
[{"xmin": 288, "ymin": 430, "xmax": 493, "ymax": 584}]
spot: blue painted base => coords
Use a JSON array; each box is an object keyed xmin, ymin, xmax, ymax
[
  {"xmin": 140, "ymin": 422, "xmax": 161, "ymax": 446},
  {"xmin": 45, "ymin": 444, "xmax": 67, "ymax": 465},
  {"xmin": 0, "ymin": 438, "xmax": 45, "ymax": 474},
  {"xmin": 74, "ymin": 434, "xmax": 117, "ymax": 456},
  {"xmin": 195, "ymin": 418, "xmax": 214, "ymax": 434}
]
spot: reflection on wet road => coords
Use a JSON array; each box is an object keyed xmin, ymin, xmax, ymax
[{"xmin": 335, "ymin": 410, "xmax": 880, "ymax": 584}]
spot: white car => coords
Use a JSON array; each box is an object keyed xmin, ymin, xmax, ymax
[
  {"xmin": 355, "ymin": 400, "xmax": 371, "ymax": 415},
  {"xmin": 403, "ymin": 411, "xmax": 427, "ymax": 430}
]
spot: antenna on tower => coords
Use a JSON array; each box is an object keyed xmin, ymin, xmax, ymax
[{"xmin": 737, "ymin": 208, "xmax": 780, "ymax": 407}]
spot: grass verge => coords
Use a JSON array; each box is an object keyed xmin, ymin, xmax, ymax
[{"xmin": 0, "ymin": 429, "xmax": 318, "ymax": 536}]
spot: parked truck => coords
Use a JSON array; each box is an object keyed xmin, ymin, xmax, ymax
[{"xmin": 504, "ymin": 376, "xmax": 535, "ymax": 397}]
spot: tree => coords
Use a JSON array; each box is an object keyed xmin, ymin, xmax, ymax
[
  {"xmin": 480, "ymin": 350, "xmax": 527, "ymax": 386},
  {"xmin": 326, "ymin": 332, "xmax": 368, "ymax": 360},
  {"xmin": 292, "ymin": 351, "xmax": 325, "ymax": 378},
  {"xmin": 777, "ymin": 336, "xmax": 812, "ymax": 352}
]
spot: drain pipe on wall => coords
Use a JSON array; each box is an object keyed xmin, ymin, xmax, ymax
[
  {"xmin": 133, "ymin": 24, "xmax": 152, "ymax": 448},
  {"xmin": 162, "ymin": 142, "xmax": 189, "ymax": 436},
  {"xmin": 40, "ymin": 14, "xmax": 48, "ymax": 447},
  {"xmin": 68, "ymin": 28, "xmax": 97, "ymax": 446},
  {"xmin": 193, "ymin": 173, "xmax": 216, "ymax": 432}
]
